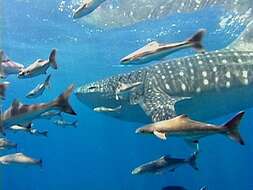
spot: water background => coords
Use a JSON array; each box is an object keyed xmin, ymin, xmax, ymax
[{"xmin": 1, "ymin": 1, "xmax": 253, "ymax": 189}]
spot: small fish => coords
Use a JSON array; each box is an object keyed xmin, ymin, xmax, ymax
[
  {"xmin": 8, "ymin": 123, "xmax": 33, "ymax": 133},
  {"xmin": 18, "ymin": 49, "xmax": 57, "ymax": 78},
  {"xmin": 120, "ymin": 29, "xmax": 206, "ymax": 65},
  {"xmin": 1, "ymin": 84, "xmax": 76, "ymax": 132},
  {"xmin": 8, "ymin": 123, "xmax": 48, "ymax": 137},
  {"xmin": 29, "ymin": 129, "xmax": 48, "ymax": 137},
  {"xmin": 40, "ymin": 111, "xmax": 62, "ymax": 120},
  {"xmin": 73, "ymin": 0, "xmax": 106, "ymax": 19},
  {"xmin": 0, "ymin": 153, "xmax": 42, "ymax": 167},
  {"xmin": 136, "ymin": 111, "xmax": 245, "ymax": 146},
  {"xmin": 0, "ymin": 81, "xmax": 10, "ymax": 100},
  {"xmin": 0, "ymin": 138, "xmax": 17, "ymax": 150},
  {"xmin": 93, "ymin": 105, "xmax": 122, "ymax": 113},
  {"xmin": 0, "ymin": 50, "xmax": 24, "ymax": 78},
  {"xmin": 115, "ymin": 81, "xmax": 142, "ymax": 100},
  {"xmin": 162, "ymin": 186, "xmax": 187, "ymax": 190},
  {"xmin": 132, "ymin": 149, "xmax": 199, "ymax": 175},
  {"xmin": 53, "ymin": 119, "xmax": 78, "ymax": 128},
  {"xmin": 26, "ymin": 74, "xmax": 51, "ymax": 98}
]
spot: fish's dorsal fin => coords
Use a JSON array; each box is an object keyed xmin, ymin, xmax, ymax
[
  {"xmin": 12, "ymin": 99, "xmax": 22, "ymax": 108},
  {"xmin": 146, "ymin": 41, "xmax": 160, "ymax": 48},
  {"xmin": 228, "ymin": 21, "xmax": 253, "ymax": 51},
  {"xmin": 36, "ymin": 59, "xmax": 44, "ymax": 63},
  {"xmin": 177, "ymin": 114, "xmax": 189, "ymax": 119}
]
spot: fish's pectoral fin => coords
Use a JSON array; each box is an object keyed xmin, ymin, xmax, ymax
[{"xmin": 153, "ymin": 130, "xmax": 166, "ymax": 140}]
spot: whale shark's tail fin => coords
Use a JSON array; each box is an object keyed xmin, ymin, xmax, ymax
[
  {"xmin": 223, "ymin": 111, "xmax": 245, "ymax": 145},
  {"xmin": 228, "ymin": 21, "xmax": 253, "ymax": 51}
]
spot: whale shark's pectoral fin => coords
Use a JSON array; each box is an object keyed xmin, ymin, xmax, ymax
[
  {"xmin": 139, "ymin": 86, "xmax": 191, "ymax": 122},
  {"xmin": 154, "ymin": 130, "xmax": 166, "ymax": 140}
]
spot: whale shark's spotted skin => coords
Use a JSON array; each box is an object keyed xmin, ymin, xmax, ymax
[{"xmin": 76, "ymin": 49, "xmax": 253, "ymax": 123}]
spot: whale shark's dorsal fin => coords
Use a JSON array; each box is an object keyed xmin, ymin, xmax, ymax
[{"xmin": 228, "ymin": 21, "xmax": 253, "ymax": 51}]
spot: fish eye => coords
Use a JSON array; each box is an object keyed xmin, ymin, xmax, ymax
[{"xmin": 88, "ymin": 86, "xmax": 97, "ymax": 90}]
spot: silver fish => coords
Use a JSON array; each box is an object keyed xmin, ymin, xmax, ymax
[
  {"xmin": 29, "ymin": 128, "xmax": 48, "ymax": 137},
  {"xmin": 93, "ymin": 105, "xmax": 122, "ymax": 113},
  {"xmin": 0, "ymin": 84, "xmax": 76, "ymax": 133},
  {"xmin": 121, "ymin": 29, "xmax": 206, "ymax": 65},
  {"xmin": 40, "ymin": 111, "xmax": 62, "ymax": 120},
  {"xmin": 132, "ymin": 149, "xmax": 198, "ymax": 175},
  {"xmin": 0, "ymin": 138, "xmax": 17, "ymax": 150},
  {"xmin": 8, "ymin": 124, "xmax": 48, "ymax": 137},
  {"xmin": 0, "ymin": 50, "xmax": 24, "ymax": 78},
  {"xmin": 26, "ymin": 74, "xmax": 51, "ymax": 98},
  {"xmin": 53, "ymin": 119, "xmax": 78, "ymax": 128},
  {"xmin": 18, "ymin": 49, "xmax": 57, "ymax": 78},
  {"xmin": 115, "ymin": 81, "xmax": 142, "ymax": 100},
  {"xmin": 73, "ymin": 0, "xmax": 106, "ymax": 19},
  {"xmin": 136, "ymin": 111, "xmax": 245, "ymax": 145},
  {"xmin": 0, "ymin": 153, "xmax": 42, "ymax": 167}
]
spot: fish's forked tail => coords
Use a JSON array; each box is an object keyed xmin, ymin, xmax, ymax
[
  {"xmin": 37, "ymin": 159, "xmax": 43, "ymax": 168},
  {"xmin": 44, "ymin": 74, "xmax": 51, "ymax": 89},
  {"xmin": 187, "ymin": 144, "xmax": 199, "ymax": 171},
  {"xmin": 187, "ymin": 29, "xmax": 206, "ymax": 53},
  {"xmin": 228, "ymin": 21, "xmax": 253, "ymax": 51},
  {"xmin": 49, "ymin": 49, "xmax": 57, "ymax": 69},
  {"xmin": 223, "ymin": 111, "xmax": 245, "ymax": 145},
  {"xmin": 53, "ymin": 84, "xmax": 77, "ymax": 115},
  {"xmin": 72, "ymin": 120, "xmax": 78, "ymax": 128}
]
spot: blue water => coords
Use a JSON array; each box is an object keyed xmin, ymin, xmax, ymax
[{"xmin": 1, "ymin": 1, "xmax": 253, "ymax": 190}]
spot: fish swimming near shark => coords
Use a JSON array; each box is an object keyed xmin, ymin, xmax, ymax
[
  {"xmin": 26, "ymin": 74, "xmax": 51, "ymax": 98},
  {"xmin": 53, "ymin": 119, "xmax": 78, "ymax": 128},
  {"xmin": 120, "ymin": 29, "xmax": 206, "ymax": 65},
  {"xmin": 39, "ymin": 111, "xmax": 62, "ymax": 120},
  {"xmin": 8, "ymin": 123, "xmax": 48, "ymax": 137},
  {"xmin": 115, "ymin": 81, "xmax": 142, "ymax": 100},
  {"xmin": 131, "ymin": 148, "xmax": 199, "ymax": 175},
  {"xmin": 135, "ymin": 111, "xmax": 245, "ymax": 146},
  {"xmin": 0, "ymin": 81, "xmax": 10, "ymax": 100},
  {"xmin": 93, "ymin": 105, "xmax": 122, "ymax": 113},
  {"xmin": 73, "ymin": 0, "xmax": 106, "ymax": 19},
  {"xmin": 0, "ymin": 84, "xmax": 76, "ymax": 133},
  {"xmin": 75, "ymin": 21, "xmax": 253, "ymax": 124},
  {"xmin": 18, "ymin": 49, "xmax": 57, "ymax": 78},
  {"xmin": 0, "ymin": 138, "xmax": 17, "ymax": 150},
  {"xmin": 0, "ymin": 50, "xmax": 24, "ymax": 78},
  {"xmin": 0, "ymin": 153, "xmax": 42, "ymax": 167}
]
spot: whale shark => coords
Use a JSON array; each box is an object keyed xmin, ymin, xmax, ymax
[{"xmin": 75, "ymin": 21, "xmax": 253, "ymax": 124}]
